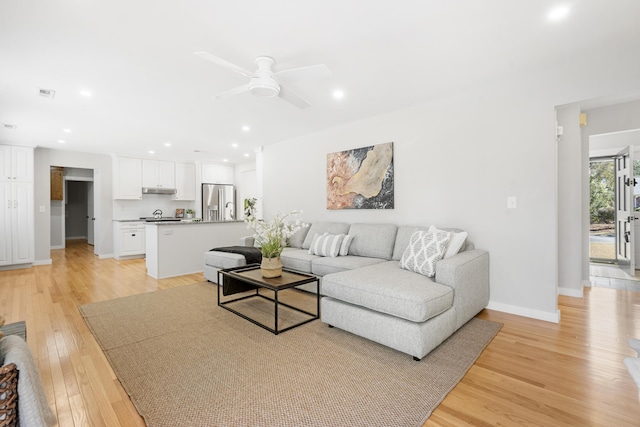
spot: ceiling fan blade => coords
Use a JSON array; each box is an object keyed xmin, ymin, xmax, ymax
[
  {"xmin": 274, "ymin": 64, "xmax": 331, "ymax": 82},
  {"xmin": 194, "ymin": 52, "xmax": 254, "ymax": 78},
  {"xmin": 214, "ymin": 83, "xmax": 250, "ymax": 99},
  {"xmin": 278, "ymin": 85, "xmax": 311, "ymax": 110}
]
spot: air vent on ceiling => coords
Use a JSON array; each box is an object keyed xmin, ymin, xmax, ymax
[
  {"xmin": 36, "ymin": 87, "xmax": 56, "ymax": 99},
  {"xmin": 1, "ymin": 123, "xmax": 17, "ymax": 130}
]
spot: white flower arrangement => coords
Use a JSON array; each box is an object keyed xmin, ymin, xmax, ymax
[{"xmin": 245, "ymin": 210, "xmax": 308, "ymax": 258}]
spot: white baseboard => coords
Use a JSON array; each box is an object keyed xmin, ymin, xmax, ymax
[
  {"xmin": 486, "ymin": 301, "xmax": 561, "ymax": 323},
  {"xmin": 33, "ymin": 259, "xmax": 52, "ymax": 266},
  {"xmin": 558, "ymin": 286, "xmax": 584, "ymax": 298},
  {"xmin": 50, "ymin": 245, "xmax": 65, "ymax": 250},
  {"xmin": 98, "ymin": 253, "xmax": 114, "ymax": 259},
  {"xmin": 66, "ymin": 235, "xmax": 87, "ymax": 240}
]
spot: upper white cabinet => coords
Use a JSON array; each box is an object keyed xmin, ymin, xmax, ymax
[
  {"xmin": 0, "ymin": 145, "xmax": 33, "ymax": 182},
  {"xmin": 202, "ymin": 163, "xmax": 234, "ymax": 184},
  {"xmin": 113, "ymin": 157, "xmax": 142, "ymax": 199},
  {"xmin": 142, "ymin": 160, "xmax": 175, "ymax": 189},
  {"xmin": 175, "ymin": 163, "xmax": 196, "ymax": 200}
]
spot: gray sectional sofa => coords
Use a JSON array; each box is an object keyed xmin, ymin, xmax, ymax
[{"xmin": 204, "ymin": 222, "xmax": 489, "ymax": 360}]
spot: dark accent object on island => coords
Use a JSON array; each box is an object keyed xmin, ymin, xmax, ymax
[{"xmin": 210, "ymin": 246, "xmax": 262, "ymax": 295}]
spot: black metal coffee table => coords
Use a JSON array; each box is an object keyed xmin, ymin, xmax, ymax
[{"xmin": 217, "ymin": 264, "xmax": 320, "ymax": 335}]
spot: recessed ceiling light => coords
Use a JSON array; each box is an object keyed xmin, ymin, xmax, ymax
[
  {"xmin": 244, "ymin": 153, "xmax": 250, "ymax": 157},
  {"xmin": 148, "ymin": 150, "xmax": 155, "ymax": 154},
  {"xmin": 79, "ymin": 90, "xmax": 92, "ymax": 97},
  {"xmin": 242, "ymin": 125, "xmax": 250, "ymax": 132},
  {"xmin": 333, "ymin": 90, "xmax": 345, "ymax": 100},
  {"xmin": 63, "ymin": 128, "xmax": 71, "ymax": 133},
  {"xmin": 223, "ymin": 158, "xmax": 228, "ymax": 163},
  {"xmin": 231, "ymin": 143, "xmax": 238, "ymax": 148},
  {"xmin": 164, "ymin": 142, "xmax": 171, "ymax": 147},
  {"xmin": 57, "ymin": 140, "xmax": 65, "ymax": 144},
  {"xmin": 548, "ymin": 5, "xmax": 570, "ymax": 21}
]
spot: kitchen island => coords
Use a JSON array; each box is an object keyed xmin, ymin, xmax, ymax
[{"xmin": 145, "ymin": 220, "xmax": 248, "ymax": 279}]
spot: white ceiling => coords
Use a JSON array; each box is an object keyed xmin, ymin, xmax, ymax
[{"xmin": 1, "ymin": 1, "xmax": 639, "ymax": 164}]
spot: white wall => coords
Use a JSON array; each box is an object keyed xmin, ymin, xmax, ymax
[
  {"xmin": 235, "ymin": 160, "xmax": 258, "ymax": 220},
  {"xmin": 557, "ymin": 104, "xmax": 584, "ymax": 297},
  {"xmin": 262, "ymin": 48, "xmax": 640, "ymax": 322}
]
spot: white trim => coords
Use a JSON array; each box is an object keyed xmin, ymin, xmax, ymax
[
  {"xmin": 558, "ymin": 286, "xmax": 584, "ymax": 298},
  {"xmin": 50, "ymin": 245, "xmax": 64, "ymax": 250},
  {"xmin": 98, "ymin": 253, "xmax": 113, "ymax": 259},
  {"xmin": 486, "ymin": 301, "xmax": 561, "ymax": 323},
  {"xmin": 33, "ymin": 259, "xmax": 52, "ymax": 266},
  {"xmin": 65, "ymin": 235, "xmax": 88, "ymax": 240}
]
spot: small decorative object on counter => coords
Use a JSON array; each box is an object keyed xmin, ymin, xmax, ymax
[
  {"xmin": 175, "ymin": 208, "xmax": 184, "ymax": 218},
  {"xmin": 245, "ymin": 209, "xmax": 307, "ymax": 278},
  {"xmin": 186, "ymin": 209, "xmax": 195, "ymax": 219}
]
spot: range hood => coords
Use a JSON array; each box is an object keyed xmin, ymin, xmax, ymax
[{"xmin": 142, "ymin": 187, "xmax": 177, "ymax": 195}]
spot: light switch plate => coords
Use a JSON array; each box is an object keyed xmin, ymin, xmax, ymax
[
  {"xmin": 39, "ymin": 205, "xmax": 46, "ymax": 212},
  {"xmin": 507, "ymin": 197, "xmax": 517, "ymax": 209}
]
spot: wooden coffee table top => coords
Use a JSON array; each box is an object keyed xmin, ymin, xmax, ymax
[{"xmin": 223, "ymin": 265, "xmax": 317, "ymax": 291}]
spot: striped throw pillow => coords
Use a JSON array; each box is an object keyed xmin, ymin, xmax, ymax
[
  {"xmin": 339, "ymin": 234, "xmax": 354, "ymax": 256},
  {"xmin": 308, "ymin": 233, "xmax": 345, "ymax": 257}
]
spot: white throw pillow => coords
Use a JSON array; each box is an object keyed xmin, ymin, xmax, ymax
[
  {"xmin": 339, "ymin": 235, "xmax": 354, "ymax": 256},
  {"xmin": 399, "ymin": 230, "xmax": 450, "ymax": 277},
  {"xmin": 308, "ymin": 233, "xmax": 345, "ymax": 257},
  {"xmin": 428, "ymin": 225, "xmax": 467, "ymax": 258}
]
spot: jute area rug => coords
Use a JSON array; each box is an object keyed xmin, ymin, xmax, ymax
[{"xmin": 79, "ymin": 282, "xmax": 501, "ymax": 427}]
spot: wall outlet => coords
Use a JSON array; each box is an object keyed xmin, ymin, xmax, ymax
[
  {"xmin": 39, "ymin": 205, "xmax": 46, "ymax": 213},
  {"xmin": 507, "ymin": 197, "xmax": 517, "ymax": 209}
]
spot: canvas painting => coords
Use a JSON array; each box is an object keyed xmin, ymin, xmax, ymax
[{"xmin": 327, "ymin": 142, "xmax": 394, "ymax": 210}]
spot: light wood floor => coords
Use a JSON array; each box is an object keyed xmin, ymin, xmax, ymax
[{"xmin": 1, "ymin": 240, "xmax": 639, "ymax": 426}]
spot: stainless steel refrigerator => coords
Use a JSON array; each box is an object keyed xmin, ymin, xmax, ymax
[{"xmin": 202, "ymin": 184, "xmax": 236, "ymax": 222}]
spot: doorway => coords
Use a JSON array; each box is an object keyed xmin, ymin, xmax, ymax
[
  {"xmin": 49, "ymin": 167, "xmax": 95, "ymax": 252},
  {"xmin": 589, "ymin": 157, "xmax": 616, "ymax": 263}
]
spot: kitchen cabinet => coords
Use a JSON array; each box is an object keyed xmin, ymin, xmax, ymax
[
  {"xmin": 202, "ymin": 163, "xmax": 234, "ymax": 184},
  {"xmin": 113, "ymin": 157, "xmax": 142, "ymax": 199},
  {"xmin": 1, "ymin": 145, "xmax": 33, "ymax": 183},
  {"xmin": 0, "ymin": 145, "xmax": 34, "ymax": 266},
  {"xmin": 50, "ymin": 167, "xmax": 63, "ymax": 200},
  {"xmin": 113, "ymin": 221, "xmax": 146, "ymax": 259},
  {"xmin": 142, "ymin": 160, "xmax": 175, "ymax": 189},
  {"xmin": 174, "ymin": 163, "xmax": 196, "ymax": 200}
]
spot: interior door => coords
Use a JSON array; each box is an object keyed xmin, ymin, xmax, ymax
[
  {"xmin": 615, "ymin": 146, "xmax": 636, "ymax": 276},
  {"xmin": 87, "ymin": 181, "xmax": 95, "ymax": 246}
]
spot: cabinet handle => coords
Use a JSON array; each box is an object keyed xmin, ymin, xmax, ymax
[
  {"xmin": 13, "ymin": 200, "xmax": 17, "ymax": 208},
  {"xmin": 131, "ymin": 234, "xmax": 136, "ymax": 237}
]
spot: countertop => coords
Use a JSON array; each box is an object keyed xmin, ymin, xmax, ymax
[{"xmin": 113, "ymin": 219, "xmax": 244, "ymax": 225}]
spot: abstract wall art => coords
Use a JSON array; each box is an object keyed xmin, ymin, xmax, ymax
[{"xmin": 326, "ymin": 142, "xmax": 394, "ymax": 210}]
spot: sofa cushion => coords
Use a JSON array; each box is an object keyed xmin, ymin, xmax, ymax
[
  {"xmin": 301, "ymin": 223, "xmax": 351, "ymax": 249},
  {"xmin": 288, "ymin": 225, "xmax": 310, "ymax": 249},
  {"xmin": 347, "ymin": 223, "xmax": 397, "ymax": 260},
  {"xmin": 399, "ymin": 230, "xmax": 450, "ymax": 277},
  {"xmin": 204, "ymin": 250, "xmax": 247, "ymax": 269},
  {"xmin": 280, "ymin": 248, "xmax": 319, "ymax": 273},
  {"xmin": 308, "ymin": 233, "xmax": 345, "ymax": 257},
  {"xmin": 322, "ymin": 261, "xmax": 454, "ymax": 323},
  {"xmin": 311, "ymin": 255, "xmax": 387, "ymax": 276}
]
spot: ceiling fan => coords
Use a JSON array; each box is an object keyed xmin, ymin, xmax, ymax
[{"xmin": 194, "ymin": 52, "xmax": 331, "ymax": 109}]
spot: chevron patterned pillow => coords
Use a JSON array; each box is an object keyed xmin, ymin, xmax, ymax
[{"xmin": 399, "ymin": 230, "xmax": 451, "ymax": 277}]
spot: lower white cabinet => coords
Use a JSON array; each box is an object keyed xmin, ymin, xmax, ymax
[
  {"xmin": 0, "ymin": 182, "xmax": 34, "ymax": 266},
  {"xmin": 113, "ymin": 221, "xmax": 146, "ymax": 259}
]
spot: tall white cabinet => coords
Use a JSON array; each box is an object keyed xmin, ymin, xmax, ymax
[{"xmin": 0, "ymin": 145, "xmax": 34, "ymax": 266}]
